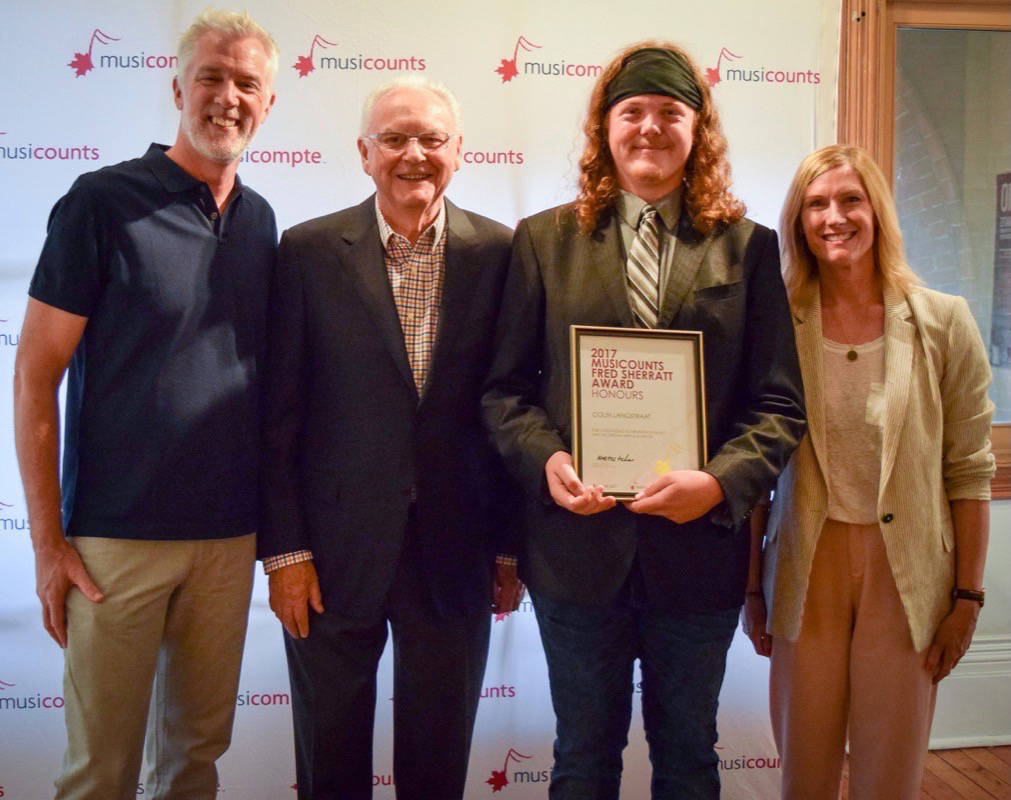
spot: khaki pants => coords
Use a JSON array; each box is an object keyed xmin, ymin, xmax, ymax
[
  {"xmin": 770, "ymin": 519, "xmax": 937, "ymax": 800},
  {"xmin": 55, "ymin": 533, "xmax": 255, "ymax": 800}
]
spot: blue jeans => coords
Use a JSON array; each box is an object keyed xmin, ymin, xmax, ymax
[{"xmin": 531, "ymin": 589, "xmax": 739, "ymax": 800}]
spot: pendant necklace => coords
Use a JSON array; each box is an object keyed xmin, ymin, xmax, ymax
[{"xmin": 830, "ymin": 307, "xmax": 860, "ymax": 361}]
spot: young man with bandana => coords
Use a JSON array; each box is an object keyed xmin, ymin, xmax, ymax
[{"xmin": 482, "ymin": 43, "xmax": 805, "ymax": 799}]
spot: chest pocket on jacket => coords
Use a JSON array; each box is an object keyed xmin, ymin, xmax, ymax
[{"xmin": 679, "ymin": 281, "xmax": 746, "ymax": 347}]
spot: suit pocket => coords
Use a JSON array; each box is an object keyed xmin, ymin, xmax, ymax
[
  {"xmin": 692, "ymin": 280, "xmax": 744, "ymax": 302},
  {"xmin": 682, "ymin": 281, "xmax": 746, "ymax": 349}
]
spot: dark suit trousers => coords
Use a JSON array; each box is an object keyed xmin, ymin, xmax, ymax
[{"xmin": 284, "ymin": 513, "xmax": 491, "ymax": 800}]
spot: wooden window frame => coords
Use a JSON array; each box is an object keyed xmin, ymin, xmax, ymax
[{"xmin": 838, "ymin": 0, "xmax": 1011, "ymax": 498}]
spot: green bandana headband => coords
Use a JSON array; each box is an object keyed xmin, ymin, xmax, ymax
[{"xmin": 604, "ymin": 48, "xmax": 704, "ymax": 112}]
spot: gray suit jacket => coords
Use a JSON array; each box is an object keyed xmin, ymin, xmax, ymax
[
  {"xmin": 482, "ymin": 204, "xmax": 806, "ymax": 612},
  {"xmin": 259, "ymin": 196, "xmax": 515, "ymax": 619}
]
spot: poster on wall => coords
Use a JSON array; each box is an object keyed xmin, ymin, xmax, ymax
[{"xmin": 991, "ymin": 172, "xmax": 1011, "ymax": 369}]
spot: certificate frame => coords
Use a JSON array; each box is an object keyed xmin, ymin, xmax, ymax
[{"xmin": 570, "ymin": 325, "xmax": 707, "ymax": 499}]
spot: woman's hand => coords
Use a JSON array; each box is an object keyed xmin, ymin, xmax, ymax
[
  {"xmin": 741, "ymin": 591, "xmax": 772, "ymax": 657},
  {"xmin": 925, "ymin": 600, "xmax": 979, "ymax": 683}
]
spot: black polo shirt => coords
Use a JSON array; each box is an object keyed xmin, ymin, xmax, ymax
[{"xmin": 29, "ymin": 144, "xmax": 277, "ymax": 540}]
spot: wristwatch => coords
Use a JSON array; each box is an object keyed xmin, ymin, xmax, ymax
[{"xmin": 952, "ymin": 587, "xmax": 985, "ymax": 607}]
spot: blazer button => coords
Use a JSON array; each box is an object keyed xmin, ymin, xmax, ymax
[{"xmin": 881, "ymin": 513, "xmax": 894, "ymax": 523}]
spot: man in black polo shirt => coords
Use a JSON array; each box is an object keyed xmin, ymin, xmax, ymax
[{"xmin": 13, "ymin": 10, "xmax": 277, "ymax": 799}]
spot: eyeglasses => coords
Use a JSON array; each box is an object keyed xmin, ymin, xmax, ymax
[{"xmin": 363, "ymin": 131, "xmax": 455, "ymax": 152}]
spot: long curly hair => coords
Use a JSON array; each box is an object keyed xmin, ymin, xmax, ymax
[{"xmin": 574, "ymin": 41, "xmax": 745, "ymax": 236}]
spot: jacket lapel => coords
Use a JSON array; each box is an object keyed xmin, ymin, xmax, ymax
[
  {"xmin": 425, "ymin": 199, "xmax": 475, "ymax": 397},
  {"xmin": 658, "ymin": 214, "xmax": 710, "ymax": 327},
  {"xmin": 795, "ymin": 293, "xmax": 831, "ymax": 489},
  {"xmin": 341, "ymin": 196, "xmax": 416, "ymax": 397},
  {"xmin": 586, "ymin": 213, "xmax": 637, "ymax": 327},
  {"xmin": 878, "ymin": 287, "xmax": 914, "ymax": 494}
]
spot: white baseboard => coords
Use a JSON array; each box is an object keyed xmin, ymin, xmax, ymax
[
  {"xmin": 928, "ymin": 634, "xmax": 1011, "ymax": 748},
  {"xmin": 929, "ymin": 734, "xmax": 1011, "ymax": 749}
]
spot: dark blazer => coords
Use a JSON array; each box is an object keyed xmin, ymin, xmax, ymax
[
  {"xmin": 259, "ymin": 196, "xmax": 514, "ymax": 619},
  {"xmin": 482, "ymin": 204, "xmax": 806, "ymax": 613}
]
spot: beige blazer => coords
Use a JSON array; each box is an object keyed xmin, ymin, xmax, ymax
[{"xmin": 764, "ymin": 285, "xmax": 994, "ymax": 651}]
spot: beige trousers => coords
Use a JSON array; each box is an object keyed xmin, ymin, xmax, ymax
[
  {"xmin": 769, "ymin": 519, "xmax": 937, "ymax": 800},
  {"xmin": 55, "ymin": 533, "xmax": 255, "ymax": 800}
]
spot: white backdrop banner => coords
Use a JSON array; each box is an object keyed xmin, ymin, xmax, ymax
[{"xmin": 0, "ymin": 1, "xmax": 840, "ymax": 797}]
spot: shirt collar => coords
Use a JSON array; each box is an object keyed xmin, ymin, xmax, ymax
[
  {"xmin": 142, "ymin": 142, "xmax": 245, "ymax": 201},
  {"xmin": 375, "ymin": 197, "xmax": 446, "ymax": 252},
  {"xmin": 616, "ymin": 185, "xmax": 684, "ymax": 233}
]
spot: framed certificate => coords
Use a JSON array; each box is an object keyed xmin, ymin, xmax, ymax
[{"xmin": 570, "ymin": 325, "xmax": 707, "ymax": 498}]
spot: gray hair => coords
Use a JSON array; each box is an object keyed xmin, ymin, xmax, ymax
[
  {"xmin": 359, "ymin": 74, "xmax": 462, "ymax": 135},
  {"xmin": 177, "ymin": 9, "xmax": 279, "ymax": 86}
]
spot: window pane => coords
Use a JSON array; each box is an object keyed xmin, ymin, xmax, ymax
[{"xmin": 894, "ymin": 27, "xmax": 1011, "ymax": 420}]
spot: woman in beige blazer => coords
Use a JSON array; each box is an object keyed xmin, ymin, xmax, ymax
[{"xmin": 742, "ymin": 144, "xmax": 994, "ymax": 800}]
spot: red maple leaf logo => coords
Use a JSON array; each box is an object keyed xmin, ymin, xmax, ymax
[
  {"xmin": 495, "ymin": 35, "xmax": 541, "ymax": 83},
  {"xmin": 706, "ymin": 47, "xmax": 742, "ymax": 87},
  {"xmin": 486, "ymin": 748, "xmax": 532, "ymax": 793},
  {"xmin": 67, "ymin": 28, "xmax": 119, "ymax": 77},
  {"xmin": 293, "ymin": 55, "xmax": 314, "ymax": 77},
  {"xmin": 68, "ymin": 52, "xmax": 94, "ymax": 77},
  {"xmin": 495, "ymin": 58, "xmax": 518, "ymax": 83},
  {"xmin": 487, "ymin": 769, "xmax": 509, "ymax": 792},
  {"xmin": 292, "ymin": 34, "xmax": 338, "ymax": 78}
]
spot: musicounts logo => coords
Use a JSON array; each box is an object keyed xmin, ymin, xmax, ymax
[
  {"xmin": 464, "ymin": 148, "xmax": 523, "ymax": 167},
  {"xmin": 715, "ymin": 740, "xmax": 781, "ymax": 771},
  {"xmin": 480, "ymin": 684, "xmax": 516, "ymax": 700},
  {"xmin": 235, "ymin": 688, "xmax": 290, "ymax": 707},
  {"xmin": 0, "ymin": 678, "xmax": 63, "ymax": 711},
  {"xmin": 486, "ymin": 748, "xmax": 547, "ymax": 792},
  {"xmin": 718, "ymin": 752, "xmax": 781, "ymax": 771},
  {"xmin": 67, "ymin": 28, "xmax": 177, "ymax": 77},
  {"xmin": 495, "ymin": 597, "xmax": 535, "ymax": 623},
  {"xmin": 706, "ymin": 46, "xmax": 820, "ymax": 87},
  {"xmin": 239, "ymin": 147, "xmax": 325, "ymax": 168},
  {"xmin": 0, "ymin": 131, "xmax": 100, "ymax": 163},
  {"xmin": 291, "ymin": 33, "xmax": 426, "ymax": 77},
  {"xmin": 0, "ymin": 316, "xmax": 17, "ymax": 347},
  {"xmin": 494, "ymin": 35, "xmax": 601, "ymax": 83},
  {"xmin": 0, "ymin": 501, "xmax": 30, "ymax": 533}
]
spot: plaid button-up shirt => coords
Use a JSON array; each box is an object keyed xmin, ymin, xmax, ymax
[{"xmin": 377, "ymin": 201, "xmax": 446, "ymax": 394}]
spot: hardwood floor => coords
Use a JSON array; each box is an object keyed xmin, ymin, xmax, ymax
[{"xmin": 840, "ymin": 746, "xmax": 1010, "ymax": 799}]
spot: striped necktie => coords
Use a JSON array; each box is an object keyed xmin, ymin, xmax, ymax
[{"xmin": 626, "ymin": 204, "xmax": 660, "ymax": 328}]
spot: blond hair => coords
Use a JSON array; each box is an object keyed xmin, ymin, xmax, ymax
[
  {"xmin": 780, "ymin": 144, "xmax": 920, "ymax": 307},
  {"xmin": 177, "ymin": 9, "xmax": 279, "ymax": 86}
]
